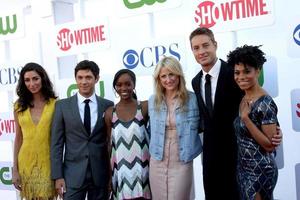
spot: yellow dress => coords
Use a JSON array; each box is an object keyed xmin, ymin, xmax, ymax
[{"xmin": 16, "ymin": 98, "xmax": 56, "ymax": 200}]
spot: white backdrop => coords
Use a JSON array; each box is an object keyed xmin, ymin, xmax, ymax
[{"xmin": 0, "ymin": 0, "xmax": 300, "ymax": 199}]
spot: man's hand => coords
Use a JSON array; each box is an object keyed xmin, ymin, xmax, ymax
[
  {"xmin": 272, "ymin": 126, "xmax": 283, "ymax": 147},
  {"xmin": 55, "ymin": 178, "xmax": 66, "ymax": 199}
]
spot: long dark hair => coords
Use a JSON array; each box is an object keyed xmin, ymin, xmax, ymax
[
  {"xmin": 113, "ymin": 69, "xmax": 137, "ymax": 99},
  {"xmin": 15, "ymin": 62, "xmax": 57, "ymax": 113}
]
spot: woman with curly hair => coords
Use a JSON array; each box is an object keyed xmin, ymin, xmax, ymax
[
  {"xmin": 227, "ymin": 45, "xmax": 279, "ymax": 200},
  {"xmin": 12, "ymin": 62, "xmax": 57, "ymax": 200}
]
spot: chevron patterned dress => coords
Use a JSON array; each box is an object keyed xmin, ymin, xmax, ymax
[{"xmin": 110, "ymin": 103, "xmax": 151, "ymax": 200}]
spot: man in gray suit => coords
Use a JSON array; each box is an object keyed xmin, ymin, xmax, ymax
[{"xmin": 51, "ymin": 60, "xmax": 113, "ymax": 200}]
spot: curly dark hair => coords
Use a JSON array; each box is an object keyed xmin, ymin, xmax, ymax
[
  {"xmin": 227, "ymin": 45, "xmax": 266, "ymax": 70},
  {"xmin": 15, "ymin": 62, "xmax": 57, "ymax": 113}
]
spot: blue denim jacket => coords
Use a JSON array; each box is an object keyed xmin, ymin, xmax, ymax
[{"xmin": 148, "ymin": 91, "xmax": 202, "ymax": 163}]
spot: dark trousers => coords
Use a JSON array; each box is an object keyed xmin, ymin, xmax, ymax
[{"xmin": 64, "ymin": 164, "xmax": 109, "ymax": 200}]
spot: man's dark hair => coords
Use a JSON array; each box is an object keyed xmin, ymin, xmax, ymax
[{"xmin": 74, "ymin": 60, "xmax": 99, "ymax": 78}]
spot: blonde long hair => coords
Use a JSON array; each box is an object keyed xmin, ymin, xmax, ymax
[{"xmin": 153, "ymin": 56, "xmax": 188, "ymax": 110}]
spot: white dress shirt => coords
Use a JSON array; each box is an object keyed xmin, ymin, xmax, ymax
[
  {"xmin": 201, "ymin": 59, "xmax": 221, "ymax": 106},
  {"xmin": 77, "ymin": 92, "xmax": 98, "ymax": 133}
]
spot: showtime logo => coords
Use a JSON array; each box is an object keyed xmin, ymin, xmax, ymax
[
  {"xmin": 56, "ymin": 25, "xmax": 106, "ymax": 51},
  {"xmin": 194, "ymin": 0, "xmax": 272, "ymax": 29},
  {"xmin": 297, "ymin": 103, "xmax": 300, "ymax": 118},
  {"xmin": 0, "ymin": 119, "xmax": 15, "ymax": 137},
  {"xmin": 291, "ymin": 89, "xmax": 300, "ymax": 132}
]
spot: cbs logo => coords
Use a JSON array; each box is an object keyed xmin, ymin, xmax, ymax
[{"xmin": 122, "ymin": 43, "xmax": 181, "ymax": 69}]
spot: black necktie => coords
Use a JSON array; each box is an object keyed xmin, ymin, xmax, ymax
[
  {"xmin": 205, "ymin": 74, "xmax": 213, "ymax": 117},
  {"xmin": 84, "ymin": 99, "xmax": 91, "ymax": 135}
]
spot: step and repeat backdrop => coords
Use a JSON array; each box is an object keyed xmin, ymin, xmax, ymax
[{"xmin": 0, "ymin": 0, "xmax": 299, "ymax": 199}]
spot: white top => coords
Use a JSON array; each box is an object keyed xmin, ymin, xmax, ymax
[
  {"xmin": 201, "ymin": 59, "xmax": 221, "ymax": 106},
  {"xmin": 77, "ymin": 92, "xmax": 98, "ymax": 133}
]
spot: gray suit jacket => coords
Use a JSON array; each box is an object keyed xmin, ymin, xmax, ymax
[{"xmin": 50, "ymin": 94, "xmax": 113, "ymax": 188}]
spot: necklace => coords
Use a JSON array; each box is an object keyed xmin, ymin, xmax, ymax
[{"xmin": 243, "ymin": 97, "xmax": 254, "ymax": 104}]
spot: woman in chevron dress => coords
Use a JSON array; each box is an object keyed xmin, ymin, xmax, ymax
[{"xmin": 105, "ymin": 69, "xmax": 151, "ymax": 200}]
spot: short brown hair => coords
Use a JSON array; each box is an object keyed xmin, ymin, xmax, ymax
[{"xmin": 189, "ymin": 27, "xmax": 216, "ymax": 43}]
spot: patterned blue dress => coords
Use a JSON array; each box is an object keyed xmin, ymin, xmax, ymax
[{"xmin": 234, "ymin": 95, "xmax": 278, "ymax": 200}]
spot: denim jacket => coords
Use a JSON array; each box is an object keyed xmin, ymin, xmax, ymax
[{"xmin": 148, "ymin": 91, "xmax": 202, "ymax": 163}]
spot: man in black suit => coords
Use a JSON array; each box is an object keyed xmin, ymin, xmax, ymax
[
  {"xmin": 190, "ymin": 27, "xmax": 281, "ymax": 200},
  {"xmin": 51, "ymin": 60, "xmax": 113, "ymax": 200},
  {"xmin": 190, "ymin": 27, "xmax": 242, "ymax": 200}
]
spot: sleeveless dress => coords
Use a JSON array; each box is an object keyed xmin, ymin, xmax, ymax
[
  {"xmin": 110, "ymin": 102, "xmax": 151, "ymax": 200},
  {"xmin": 234, "ymin": 95, "xmax": 278, "ymax": 200},
  {"xmin": 16, "ymin": 98, "xmax": 56, "ymax": 200}
]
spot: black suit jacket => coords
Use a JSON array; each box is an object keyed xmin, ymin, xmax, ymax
[
  {"xmin": 51, "ymin": 94, "xmax": 113, "ymax": 189},
  {"xmin": 192, "ymin": 59, "xmax": 243, "ymax": 200}
]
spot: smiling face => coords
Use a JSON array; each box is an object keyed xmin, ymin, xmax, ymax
[
  {"xmin": 75, "ymin": 69, "xmax": 99, "ymax": 98},
  {"xmin": 191, "ymin": 34, "xmax": 217, "ymax": 72},
  {"xmin": 114, "ymin": 73, "xmax": 135, "ymax": 100},
  {"xmin": 159, "ymin": 66, "xmax": 180, "ymax": 93},
  {"xmin": 234, "ymin": 63, "xmax": 260, "ymax": 91},
  {"xmin": 24, "ymin": 70, "xmax": 42, "ymax": 95}
]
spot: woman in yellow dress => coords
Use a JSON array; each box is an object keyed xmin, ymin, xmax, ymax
[{"xmin": 12, "ymin": 62, "xmax": 57, "ymax": 200}]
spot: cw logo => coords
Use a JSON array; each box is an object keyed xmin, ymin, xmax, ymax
[
  {"xmin": 67, "ymin": 81, "xmax": 105, "ymax": 98},
  {"xmin": 0, "ymin": 14, "xmax": 17, "ymax": 35},
  {"xmin": 0, "ymin": 167, "xmax": 12, "ymax": 185},
  {"xmin": 123, "ymin": 0, "xmax": 167, "ymax": 9}
]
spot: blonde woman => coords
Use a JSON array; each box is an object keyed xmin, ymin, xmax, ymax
[{"xmin": 148, "ymin": 56, "xmax": 202, "ymax": 200}]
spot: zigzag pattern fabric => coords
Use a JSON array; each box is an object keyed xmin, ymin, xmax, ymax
[{"xmin": 110, "ymin": 103, "xmax": 151, "ymax": 200}]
